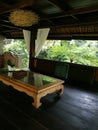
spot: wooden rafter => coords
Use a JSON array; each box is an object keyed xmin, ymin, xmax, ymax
[
  {"xmin": 41, "ymin": 4, "xmax": 98, "ymax": 20},
  {"xmin": 48, "ymin": 0, "xmax": 72, "ymax": 12},
  {"xmin": 0, "ymin": 1, "xmax": 10, "ymax": 8},
  {"xmin": 0, "ymin": 19, "xmax": 31, "ymax": 31},
  {"xmin": 0, "ymin": 0, "xmax": 36, "ymax": 14}
]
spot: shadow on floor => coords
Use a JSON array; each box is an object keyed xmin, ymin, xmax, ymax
[{"xmin": 0, "ymin": 81, "xmax": 98, "ymax": 130}]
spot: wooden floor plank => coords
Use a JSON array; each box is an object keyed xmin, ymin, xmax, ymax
[{"xmin": 0, "ymin": 81, "xmax": 98, "ymax": 130}]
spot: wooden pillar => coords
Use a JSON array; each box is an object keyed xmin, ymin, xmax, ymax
[{"xmin": 29, "ymin": 27, "xmax": 37, "ymax": 69}]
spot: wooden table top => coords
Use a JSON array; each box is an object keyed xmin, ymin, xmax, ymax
[{"xmin": 0, "ymin": 70, "xmax": 64, "ymax": 91}]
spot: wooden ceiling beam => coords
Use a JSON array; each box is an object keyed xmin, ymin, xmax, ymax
[
  {"xmin": 48, "ymin": 36, "xmax": 98, "ymax": 40},
  {"xmin": 48, "ymin": 0, "xmax": 79, "ymax": 21},
  {"xmin": 37, "ymin": 19, "xmax": 98, "ymax": 29},
  {"xmin": 0, "ymin": 0, "xmax": 36, "ymax": 14},
  {"xmin": 48, "ymin": 0, "xmax": 72, "ymax": 12},
  {"xmin": 42, "ymin": 4, "xmax": 98, "ymax": 20},
  {"xmin": 0, "ymin": 20, "xmax": 31, "ymax": 31},
  {"xmin": 49, "ymin": 32, "xmax": 98, "ymax": 36},
  {"xmin": 0, "ymin": 1, "xmax": 10, "ymax": 8}
]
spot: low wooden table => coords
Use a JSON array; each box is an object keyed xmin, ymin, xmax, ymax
[{"xmin": 0, "ymin": 71, "xmax": 64, "ymax": 108}]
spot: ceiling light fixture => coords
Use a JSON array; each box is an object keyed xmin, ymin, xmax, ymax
[{"xmin": 9, "ymin": 9, "xmax": 39, "ymax": 27}]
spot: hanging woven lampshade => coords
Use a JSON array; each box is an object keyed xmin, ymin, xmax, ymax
[{"xmin": 9, "ymin": 9, "xmax": 39, "ymax": 27}]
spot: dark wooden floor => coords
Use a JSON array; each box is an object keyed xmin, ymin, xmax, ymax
[{"xmin": 0, "ymin": 81, "xmax": 98, "ymax": 130}]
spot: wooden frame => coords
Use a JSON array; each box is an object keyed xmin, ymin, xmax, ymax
[{"xmin": 0, "ymin": 71, "xmax": 64, "ymax": 108}]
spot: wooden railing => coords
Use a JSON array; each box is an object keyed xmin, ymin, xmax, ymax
[{"xmin": 30, "ymin": 57, "xmax": 97, "ymax": 85}]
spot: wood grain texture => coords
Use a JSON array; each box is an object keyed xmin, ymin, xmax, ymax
[
  {"xmin": 0, "ymin": 71, "xmax": 64, "ymax": 108},
  {"xmin": 0, "ymin": 81, "xmax": 98, "ymax": 130}
]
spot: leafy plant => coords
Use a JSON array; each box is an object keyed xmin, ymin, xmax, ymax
[
  {"xmin": 38, "ymin": 40, "xmax": 98, "ymax": 67},
  {"xmin": 3, "ymin": 39, "xmax": 29, "ymax": 68}
]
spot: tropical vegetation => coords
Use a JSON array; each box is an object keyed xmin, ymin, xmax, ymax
[
  {"xmin": 3, "ymin": 39, "xmax": 98, "ymax": 68},
  {"xmin": 3, "ymin": 39, "xmax": 29, "ymax": 69},
  {"xmin": 37, "ymin": 40, "xmax": 98, "ymax": 67}
]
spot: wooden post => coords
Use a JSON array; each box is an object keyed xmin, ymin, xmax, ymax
[{"xmin": 29, "ymin": 27, "xmax": 37, "ymax": 69}]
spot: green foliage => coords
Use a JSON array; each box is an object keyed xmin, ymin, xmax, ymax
[
  {"xmin": 3, "ymin": 39, "xmax": 29, "ymax": 68},
  {"xmin": 3, "ymin": 40, "xmax": 27, "ymax": 55},
  {"xmin": 3, "ymin": 39, "xmax": 98, "ymax": 68},
  {"xmin": 38, "ymin": 40, "xmax": 98, "ymax": 67},
  {"xmin": 47, "ymin": 45, "xmax": 68, "ymax": 61},
  {"xmin": 37, "ymin": 49, "xmax": 49, "ymax": 59}
]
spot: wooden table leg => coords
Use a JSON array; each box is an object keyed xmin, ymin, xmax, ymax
[
  {"xmin": 56, "ymin": 85, "xmax": 64, "ymax": 96},
  {"xmin": 32, "ymin": 94, "xmax": 42, "ymax": 108},
  {"xmin": 32, "ymin": 85, "xmax": 64, "ymax": 108}
]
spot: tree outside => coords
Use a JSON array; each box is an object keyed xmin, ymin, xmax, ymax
[
  {"xmin": 37, "ymin": 40, "xmax": 98, "ymax": 67},
  {"xmin": 3, "ymin": 39, "xmax": 29, "ymax": 69},
  {"xmin": 2, "ymin": 39, "xmax": 98, "ymax": 68}
]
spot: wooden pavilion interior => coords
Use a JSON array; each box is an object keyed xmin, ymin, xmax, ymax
[{"xmin": 0, "ymin": 0, "xmax": 98, "ymax": 130}]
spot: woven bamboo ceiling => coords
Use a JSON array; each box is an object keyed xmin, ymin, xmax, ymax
[{"xmin": 1, "ymin": 0, "xmax": 98, "ymax": 40}]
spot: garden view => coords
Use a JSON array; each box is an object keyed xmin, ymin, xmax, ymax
[
  {"xmin": 37, "ymin": 40, "xmax": 98, "ymax": 67},
  {"xmin": 3, "ymin": 39, "xmax": 98, "ymax": 68}
]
